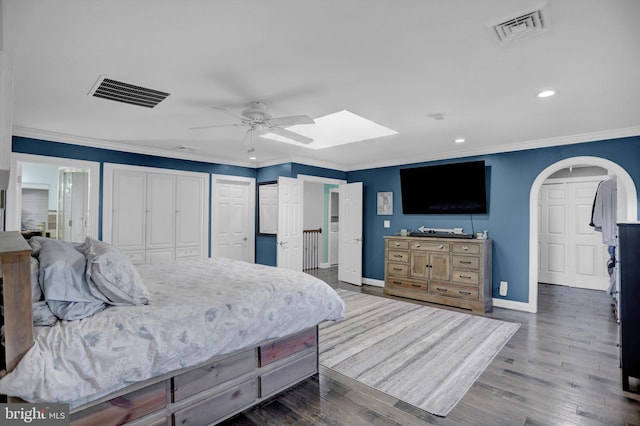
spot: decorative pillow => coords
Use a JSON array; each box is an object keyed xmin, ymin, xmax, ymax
[
  {"xmin": 79, "ymin": 237, "xmax": 151, "ymax": 305},
  {"xmin": 30, "ymin": 256, "xmax": 42, "ymax": 302},
  {"xmin": 32, "ymin": 237, "xmax": 107, "ymax": 321}
]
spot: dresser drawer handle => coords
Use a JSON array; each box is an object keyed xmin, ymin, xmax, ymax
[
  {"xmin": 436, "ymin": 287, "xmax": 448, "ymax": 292},
  {"xmin": 459, "ymin": 275, "xmax": 472, "ymax": 279},
  {"xmin": 459, "ymin": 291, "xmax": 472, "ymax": 295},
  {"xmin": 393, "ymin": 267, "xmax": 403, "ymax": 271},
  {"xmin": 415, "ymin": 244, "xmax": 421, "ymax": 248},
  {"xmin": 411, "ymin": 283, "xmax": 421, "ymax": 288},
  {"xmin": 395, "ymin": 242, "xmax": 401, "ymax": 246},
  {"xmin": 438, "ymin": 244, "xmax": 444, "ymax": 249},
  {"xmin": 462, "ymin": 246, "xmax": 469, "ymax": 251},
  {"xmin": 393, "ymin": 254, "xmax": 403, "ymax": 258},
  {"xmin": 459, "ymin": 260, "xmax": 472, "ymax": 264},
  {"xmin": 392, "ymin": 281, "xmax": 402, "ymax": 285}
]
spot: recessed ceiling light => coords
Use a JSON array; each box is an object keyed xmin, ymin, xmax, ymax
[
  {"xmin": 537, "ymin": 89, "xmax": 556, "ymax": 98},
  {"xmin": 454, "ymin": 138, "xmax": 466, "ymax": 143}
]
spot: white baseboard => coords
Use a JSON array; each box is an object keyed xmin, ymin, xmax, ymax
[
  {"xmin": 492, "ymin": 297, "xmax": 536, "ymax": 313},
  {"xmin": 363, "ymin": 277, "xmax": 385, "ymax": 288}
]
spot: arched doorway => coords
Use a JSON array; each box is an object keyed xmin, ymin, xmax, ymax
[{"xmin": 528, "ymin": 156, "xmax": 637, "ymax": 313}]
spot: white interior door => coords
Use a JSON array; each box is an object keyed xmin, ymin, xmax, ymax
[
  {"xmin": 338, "ymin": 182, "xmax": 363, "ymax": 285},
  {"xmin": 277, "ymin": 176, "xmax": 303, "ymax": 271},
  {"xmin": 539, "ymin": 179, "xmax": 609, "ymax": 290},
  {"xmin": 212, "ymin": 175, "xmax": 255, "ymax": 262}
]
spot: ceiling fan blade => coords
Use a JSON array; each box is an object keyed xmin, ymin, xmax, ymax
[
  {"xmin": 269, "ymin": 115, "xmax": 315, "ymax": 127},
  {"xmin": 270, "ymin": 126, "xmax": 313, "ymax": 144},
  {"xmin": 189, "ymin": 123, "xmax": 245, "ymax": 130}
]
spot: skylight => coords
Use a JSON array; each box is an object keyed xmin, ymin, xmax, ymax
[{"xmin": 261, "ymin": 110, "xmax": 397, "ymax": 149}]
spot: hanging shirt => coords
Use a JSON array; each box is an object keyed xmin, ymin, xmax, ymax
[{"xmin": 590, "ymin": 178, "xmax": 617, "ymax": 245}]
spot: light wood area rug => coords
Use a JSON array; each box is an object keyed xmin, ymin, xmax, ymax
[{"xmin": 319, "ymin": 289, "xmax": 520, "ymax": 417}]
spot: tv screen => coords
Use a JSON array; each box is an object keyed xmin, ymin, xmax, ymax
[{"xmin": 400, "ymin": 161, "xmax": 487, "ymax": 214}]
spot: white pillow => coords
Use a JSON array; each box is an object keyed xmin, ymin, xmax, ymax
[{"xmin": 80, "ymin": 238, "xmax": 151, "ymax": 305}]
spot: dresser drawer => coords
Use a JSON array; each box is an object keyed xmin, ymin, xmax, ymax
[
  {"xmin": 452, "ymin": 243, "xmax": 480, "ymax": 254},
  {"xmin": 260, "ymin": 351, "xmax": 317, "ymax": 398},
  {"xmin": 173, "ymin": 348, "xmax": 257, "ymax": 402},
  {"xmin": 387, "ymin": 239, "xmax": 409, "ymax": 250},
  {"xmin": 452, "ymin": 255, "xmax": 480, "ymax": 270},
  {"xmin": 452, "ymin": 270, "xmax": 480, "ymax": 285},
  {"xmin": 387, "ymin": 278, "xmax": 428, "ymax": 292},
  {"xmin": 387, "ymin": 262, "xmax": 409, "ymax": 276},
  {"xmin": 388, "ymin": 250, "xmax": 409, "ymax": 263},
  {"xmin": 410, "ymin": 242, "xmax": 450, "ymax": 252},
  {"xmin": 429, "ymin": 282, "xmax": 479, "ymax": 301},
  {"xmin": 173, "ymin": 378, "xmax": 258, "ymax": 426},
  {"xmin": 260, "ymin": 327, "xmax": 317, "ymax": 367}
]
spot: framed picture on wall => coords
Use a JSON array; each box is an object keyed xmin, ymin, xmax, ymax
[{"xmin": 377, "ymin": 191, "xmax": 393, "ymax": 215}]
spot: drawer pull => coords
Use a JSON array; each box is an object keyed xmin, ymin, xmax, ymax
[
  {"xmin": 395, "ymin": 242, "xmax": 401, "ymax": 246},
  {"xmin": 459, "ymin": 291, "xmax": 472, "ymax": 295},
  {"xmin": 438, "ymin": 244, "xmax": 444, "ymax": 249},
  {"xmin": 459, "ymin": 260, "xmax": 472, "ymax": 264},
  {"xmin": 416, "ymin": 244, "xmax": 421, "ymax": 248},
  {"xmin": 459, "ymin": 275, "xmax": 472, "ymax": 279},
  {"xmin": 393, "ymin": 254, "xmax": 403, "ymax": 258},
  {"xmin": 392, "ymin": 281, "xmax": 402, "ymax": 285},
  {"xmin": 411, "ymin": 283, "xmax": 421, "ymax": 288},
  {"xmin": 436, "ymin": 287, "xmax": 448, "ymax": 292},
  {"xmin": 462, "ymin": 246, "xmax": 469, "ymax": 251},
  {"xmin": 393, "ymin": 268, "xmax": 403, "ymax": 271}
]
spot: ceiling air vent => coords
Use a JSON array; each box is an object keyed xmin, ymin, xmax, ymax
[
  {"xmin": 489, "ymin": 5, "xmax": 551, "ymax": 44},
  {"xmin": 88, "ymin": 76, "xmax": 170, "ymax": 108}
]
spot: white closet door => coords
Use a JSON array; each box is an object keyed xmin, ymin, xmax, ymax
[
  {"xmin": 112, "ymin": 170, "xmax": 146, "ymax": 251},
  {"xmin": 176, "ymin": 175, "xmax": 205, "ymax": 248},
  {"xmin": 539, "ymin": 179, "xmax": 609, "ymax": 290},
  {"xmin": 212, "ymin": 176, "xmax": 255, "ymax": 263},
  {"xmin": 146, "ymin": 173, "xmax": 176, "ymax": 250}
]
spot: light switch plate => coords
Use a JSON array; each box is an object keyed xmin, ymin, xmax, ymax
[{"xmin": 383, "ymin": 220, "xmax": 391, "ymax": 228}]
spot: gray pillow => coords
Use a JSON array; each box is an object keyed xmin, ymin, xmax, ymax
[
  {"xmin": 78, "ymin": 237, "xmax": 151, "ymax": 305},
  {"xmin": 32, "ymin": 237, "xmax": 107, "ymax": 320},
  {"xmin": 30, "ymin": 256, "xmax": 42, "ymax": 302}
]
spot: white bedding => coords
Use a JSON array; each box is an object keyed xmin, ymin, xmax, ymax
[{"xmin": 0, "ymin": 257, "xmax": 345, "ymax": 407}]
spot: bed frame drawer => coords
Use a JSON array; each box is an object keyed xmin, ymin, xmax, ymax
[
  {"xmin": 260, "ymin": 351, "xmax": 317, "ymax": 398},
  {"xmin": 173, "ymin": 378, "xmax": 259, "ymax": 426},
  {"xmin": 259, "ymin": 327, "xmax": 317, "ymax": 367},
  {"xmin": 70, "ymin": 380, "xmax": 167, "ymax": 426},
  {"xmin": 173, "ymin": 348, "xmax": 258, "ymax": 402}
]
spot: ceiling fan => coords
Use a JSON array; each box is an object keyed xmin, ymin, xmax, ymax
[{"xmin": 190, "ymin": 101, "xmax": 315, "ymax": 145}]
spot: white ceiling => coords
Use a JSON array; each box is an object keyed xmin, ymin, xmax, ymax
[{"xmin": 3, "ymin": 0, "xmax": 640, "ymax": 171}]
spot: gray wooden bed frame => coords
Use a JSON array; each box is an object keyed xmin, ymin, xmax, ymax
[{"xmin": 0, "ymin": 231, "xmax": 320, "ymax": 425}]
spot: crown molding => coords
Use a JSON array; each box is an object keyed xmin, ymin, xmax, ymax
[
  {"xmin": 12, "ymin": 126, "xmax": 258, "ymax": 169},
  {"xmin": 12, "ymin": 124, "xmax": 640, "ymax": 173},
  {"xmin": 347, "ymin": 125, "xmax": 640, "ymax": 171}
]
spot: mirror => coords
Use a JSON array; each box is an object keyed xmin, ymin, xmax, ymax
[{"xmin": 258, "ymin": 182, "xmax": 278, "ymax": 235}]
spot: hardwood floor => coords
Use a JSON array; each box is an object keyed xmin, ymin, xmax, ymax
[{"xmin": 221, "ymin": 268, "xmax": 640, "ymax": 425}]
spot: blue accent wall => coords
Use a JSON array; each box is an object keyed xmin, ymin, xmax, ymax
[
  {"xmin": 14, "ymin": 135, "xmax": 640, "ymax": 305},
  {"xmin": 347, "ymin": 136, "xmax": 640, "ymax": 303}
]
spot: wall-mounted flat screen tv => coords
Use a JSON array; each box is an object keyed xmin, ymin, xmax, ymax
[{"xmin": 400, "ymin": 160, "xmax": 487, "ymax": 214}]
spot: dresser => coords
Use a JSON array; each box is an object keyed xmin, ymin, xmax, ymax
[
  {"xmin": 383, "ymin": 236, "xmax": 492, "ymax": 313},
  {"xmin": 618, "ymin": 222, "xmax": 640, "ymax": 392}
]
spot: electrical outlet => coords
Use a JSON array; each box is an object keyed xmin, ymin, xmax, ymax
[{"xmin": 499, "ymin": 281, "xmax": 508, "ymax": 296}]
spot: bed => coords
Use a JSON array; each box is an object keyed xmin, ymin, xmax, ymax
[{"xmin": 0, "ymin": 231, "xmax": 345, "ymax": 425}]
